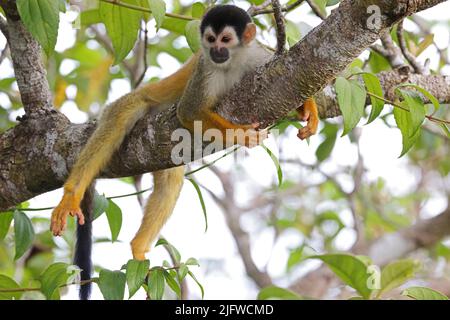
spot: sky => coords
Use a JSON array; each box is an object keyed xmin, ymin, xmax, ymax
[{"xmin": 0, "ymin": 1, "xmax": 449, "ymax": 300}]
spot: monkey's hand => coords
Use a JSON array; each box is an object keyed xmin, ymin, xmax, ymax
[
  {"xmin": 203, "ymin": 111, "xmax": 268, "ymax": 148},
  {"xmin": 50, "ymin": 192, "xmax": 84, "ymax": 236},
  {"xmin": 236, "ymin": 123, "xmax": 269, "ymax": 148},
  {"xmin": 297, "ymin": 97, "xmax": 319, "ymax": 140}
]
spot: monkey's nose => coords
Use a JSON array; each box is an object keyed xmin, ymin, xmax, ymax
[{"xmin": 210, "ymin": 47, "xmax": 229, "ymax": 64}]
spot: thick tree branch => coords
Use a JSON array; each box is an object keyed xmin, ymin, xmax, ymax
[
  {"xmin": 0, "ymin": 0, "xmax": 448, "ymax": 210},
  {"xmin": 369, "ymin": 198, "xmax": 450, "ymax": 265},
  {"xmin": 215, "ymin": 0, "xmax": 448, "ymax": 126},
  {"xmin": 2, "ymin": 2, "xmax": 53, "ymax": 115},
  {"xmin": 315, "ymin": 68, "xmax": 450, "ymax": 119}
]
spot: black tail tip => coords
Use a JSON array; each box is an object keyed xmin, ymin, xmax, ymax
[{"xmin": 79, "ymin": 282, "xmax": 92, "ymax": 300}]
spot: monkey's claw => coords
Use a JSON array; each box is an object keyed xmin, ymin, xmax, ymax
[{"xmin": 50, "ymin": 196, "xmax": 84, "ymax": 236}]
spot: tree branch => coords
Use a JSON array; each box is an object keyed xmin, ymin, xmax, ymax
[
  {"xmin": 0, "ymin": 13, "xmax": 7, "ymax": 39},
  {"xmin": 397, "ymin": 19, "xmax": 426, "ymax": 74},
  {"xmin": 0, "ymin": 0, "xmax": 448, "ymax": 210},
  {"xmin": 271, "ymin": 0, "xmax": 286, "ymax": 55},
  {"xmin": 2, "ymin": 2, "xmax": 53, "ymax": 116}
]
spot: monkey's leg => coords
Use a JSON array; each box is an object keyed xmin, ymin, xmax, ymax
[
  {"xmin": 51, "ymin": 96, "xmax": 149, "ymax": 236},
  {"xmin": 51, "ymin": 54, "xmax": 199, "ymax": 236},
  {"xmin": 297, "ymin": 97, "xmax": 319, "ymax": 140},
  {"xmin": 131, "ymin": 166, "xmax": 185, "ymax": 260}
]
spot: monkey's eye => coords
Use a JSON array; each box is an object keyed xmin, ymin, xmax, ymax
[
  {"xmin": 222, "ymin": 36, "xmax": 231, "ymax": 43},
  {"xmin": 207, "ymin": 36, "xmax": 216, "ymax": 43}
]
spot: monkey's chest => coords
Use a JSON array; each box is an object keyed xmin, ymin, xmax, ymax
[{"xmin": 205, "ymin": 69, "xmax": 246, "ymax": 99}]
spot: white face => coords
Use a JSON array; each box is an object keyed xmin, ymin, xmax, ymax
[{"xmin": 201, "ymin": 26, "xmax": 243, "ymax": 68}]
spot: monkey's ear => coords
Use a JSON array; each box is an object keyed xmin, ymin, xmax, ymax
[{"xmin": 242, "ymin": 23, "xmax": 256, "ymax": 44}]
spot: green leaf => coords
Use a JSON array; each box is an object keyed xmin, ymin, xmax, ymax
[
  {"xmin": 148, "ymin": 0, "xmax": 166, "ymax": 30},
  {"xmin": 378, "ymin": 259, "xmax": 420, "ymax": 297},
  {"xmin": 148, "ymin": 268, "xmax": 165, "ymax": 300},
  {"xmin": 440, "ymin": 123, "xmax": 450, "ymax": 137},
  {"xmin": 185, "ymin": 257, "xmax": 199, "ymax": 266},
  {"xmin": 98, "ymin": 269, "xmax": 126, "ymax": 300},
  {"xmin": 258, "ymin": 286, "xmax": 302, "ymax": 300},
  {"xmin": 397, "ymin": 90, "xmax": 425, "ymax": 137},
  {"xmin": 79, "ymin": 9, "xmax": 101, "ymax": 26},
  {"xmin": 99, "ymin": 0, "xmax": 142, "ymax": 64},
  {"xmin": 163, "ymin": 270, "xmax": 181, "ymax": 298},
  {"xmin": 310, "ymin": 254, "xmax": 372, "ymax": 299},
  {"xmin": 0, "ymin": 275, "xmax": 22, "ymax": 300},
  {"xmin": 178, "ymin": 264, "xmax": 188, "ymax": 281},
  {"xmin": 126, "ymin": 259, "xmax": 150, "ymax": 299},
  {"xmin": 156, "ymin": 238, "xmax": 181, "ymax": 263},
  {"xmin": 59, "ymin": 0, "xmax": 66, "ymax": 13},
  {"xmin": 361, "ymin": 73, "xmax": 385, "ymax": 124},
  {"xmin": 327, "ymin": 0, "xmax": 340, "ymax": 6},
  {"xmin": 312, "ymin": 0, "xmax": 328, "ymax": 16},
  {"xmin": 315, "ymin": 124, "xmax": 338, "ymax": 162},
  {"xmin": 187, "ymin": 179, "xmax": 208, "ymax": 232},
  {"xmin": 335, "ymin": 77, "xmax": 366, "ymax": 136},
  {"xmin": 161, "ymin": 17, "xmax": 188, "ymax": 34},
  {"xmin": 415, "ymin": 34, "xmax": 434, "ymax": 57},
  {"xmin": 368, "ymin": 51, "xmax": 391, "ymax": 73},
  {"xmin": 185, "ymin": 20, "xmax": 201, "ymax": 52},
  {"xmin": 285, "ymin": 20, "xmax": 301, "ymax": 47},
  {"xmin": 188, "ymin": 270, "xmax": 204, "ymax": 299},
  {"xmin": 396, "ymin": 83, "xmax": 440, "ymax": 113},
  {"xmin": 191, "ymin": 2, "xmax": 205, "ymax": 19},
  {"xmin": 16, "ymin": 0, "xmax": 60, "ymax": 55},
  {"xmin": 402, "ymin": 286, "xmax": 448, "ymax": 300},
  {"xmin": 13, "ymin": 211, "xmax": 35, "ymax": 260},
  {"xmin": 393, "ymin": 102, "xmax": 421, "ymax": 157},
  {"xmin": 105, "ymin": 199, "xmax": 122, "ymax": 242},
  {"xmin": 93, "ymin": 192, "xmax": 109, "ymax": 220},
  {"xmin": 0, "ymin": 211, "xmax": 13, "ymax": 240},
  {"xmin": 261, "ymin": 145, "xmax": 283, "ymax": 187},
  {"xmin": 40, "ymin": 262, "xmax": 71, "ymax": 300}
]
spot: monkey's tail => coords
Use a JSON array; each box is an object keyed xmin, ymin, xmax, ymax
[{"xmin": 74, "ymin": 184, "xmax": 95, "ymax": 300}]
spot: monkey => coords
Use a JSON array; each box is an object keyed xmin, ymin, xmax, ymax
[{"xmin": 49, "ymin": 4, "xmax": 319, "ymax": 298}]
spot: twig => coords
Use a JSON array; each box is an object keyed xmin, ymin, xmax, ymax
[
  {"xmin": 271, "ymin": 0, "xmax": 286, "ymax": 55},
  {"xmin": 367, "ymin": 91, "xmax": 450, "ymax": 125},
  {"xmin": 411, "ymin": 15, "xmax": 449, "ymax": 66},
  {"xmin": 0, "ymin": 278, "xmax": 97, "ymax": 294},
  {"xmin": 99, "ymin": 0, "xmax": 192, "ymax": 21},
  {"xmin": 306, "ymin": 0, "xmax": 326, "ymax": 20},
  {"xmin": 249, "ymin": 0, "xmax": 304, "ymax": 16},
  {"xmin": 379, "ymin": 31, "xmax": 405, "ymax": 68},
  {"xmin": 397, "ymin": 19, "xmax": 426, "ymax": 74},
  {"xmin": 90, "ymin": 25, "xmax": 134, "ymax": 75},
  {"xmin": 0, "ymin": 43, "xmax": 8, "ymax": 64},
  {"xmin": 0, "ymin": 14, "xmax": 8, "ymax": 39},
  {"xmin": 134, "ymin": 24, "xmax": 149, "ymax": 88}
]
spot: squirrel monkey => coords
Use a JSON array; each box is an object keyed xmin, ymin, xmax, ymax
[{"xmin": 50, "ymin": 4, "xmax": 319, "ymax": 289}]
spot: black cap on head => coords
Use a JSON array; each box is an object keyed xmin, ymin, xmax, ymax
[{"xmin": 200, "ymin": 5, "xmax": 251, "ymax": 38}]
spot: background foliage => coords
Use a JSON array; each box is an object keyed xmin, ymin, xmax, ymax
[{"xmin": 0, "ymin": 0, "xmax": 449, "ymax": 300}]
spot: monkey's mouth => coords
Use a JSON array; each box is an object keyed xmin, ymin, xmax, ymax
[{"xmin": 211, "ymin": 56, "xmax": 229, "ymax": 64}]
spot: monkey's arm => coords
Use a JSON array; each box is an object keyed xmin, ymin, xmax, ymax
[{"xmin": 51, "ymin": 54, "xmax": 200, "ymax": 236}]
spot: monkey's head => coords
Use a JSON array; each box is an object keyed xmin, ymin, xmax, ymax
[{"xmin": 200, "ymin": 5, "xmax": 256, "ymax": 67}]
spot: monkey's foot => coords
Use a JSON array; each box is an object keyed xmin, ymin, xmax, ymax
[
  {"xmin": 297, "ymin": 99, "xmax": 319, "ymax": 140},
  {"xmin": 237, "ymin": 123, "xmax": 269, "ymax": 148},
  {"xmin": 50, "ymin": 194, "xmax": 84, "ymax": 236}
]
